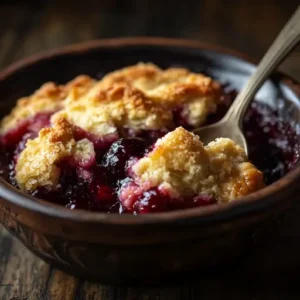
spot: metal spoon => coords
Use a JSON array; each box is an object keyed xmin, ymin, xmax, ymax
[{"xmin": 193, "ymin": 6, "xmax": 300, "ymax": 155}]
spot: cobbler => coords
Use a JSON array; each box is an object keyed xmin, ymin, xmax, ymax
[{"xmin": 0, "ymin": 63, "xmax": 298, "ymax": 214}]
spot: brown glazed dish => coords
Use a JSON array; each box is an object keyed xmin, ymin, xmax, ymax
[{"xmin": 0, "ymin": 38, "xmax": 299, "ymax": 284}]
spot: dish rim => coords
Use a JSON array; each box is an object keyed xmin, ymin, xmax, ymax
[{"xmin": 0, "ymin": 36, "xmax": 299, "ymax": 225}]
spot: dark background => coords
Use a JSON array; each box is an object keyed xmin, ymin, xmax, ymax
[
  {"xmin": 0, "ymin": 1, "xmax": 300, "ymax": 299},
  {"xmin": 0, "ymin": 0, "xmax": 300, "ymax": 78}
]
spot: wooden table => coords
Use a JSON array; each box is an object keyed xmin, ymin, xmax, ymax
[{"xmin": 0, "ymin": 1, "xmax": 300, "ymax": 299}]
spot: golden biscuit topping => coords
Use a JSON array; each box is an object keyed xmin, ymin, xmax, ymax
[
  {"xmin": 132, "ymin": 127, "xmax": 264, "ymax": 202},
  {"xmin": 1, "ymin": 63, "xmax": 221, "ymax": 136}
]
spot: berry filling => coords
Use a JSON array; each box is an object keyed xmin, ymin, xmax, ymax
[{"xmin": 0, "ymin": 85, "xmax": 299, "ymax": 214}]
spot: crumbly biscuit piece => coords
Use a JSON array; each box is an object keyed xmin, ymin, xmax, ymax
[
  {"xmin": 15, "ymin": 118, "xmax": 95, "ymax": 191},
  {"xmin": 132, "ymin": 127, "xmax": 211, "ymax": 198},
  {"xmin": 132, "ymin": 127, "xmax": 264, "ymax": 202},
  {"xmin": 205, "ymin": 138, "xmax": 264, "ymax": 201},
  {"xmin": 101, "ymin": 63, "xmax": 221, "ymax": 126}
]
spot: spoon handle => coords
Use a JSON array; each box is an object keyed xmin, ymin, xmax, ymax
[{"xmin": 225, "ymin": 5, "xmax": 300, "ymax": 126}]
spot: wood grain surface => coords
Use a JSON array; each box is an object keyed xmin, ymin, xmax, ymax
[{"xmin": 0, "ymin": 0, "xmax": 300, "ymax": 299}]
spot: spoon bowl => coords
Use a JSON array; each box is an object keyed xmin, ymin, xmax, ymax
[{"xmin": 193, "ymin": 120, "xmax": 248, "ymax": 154}]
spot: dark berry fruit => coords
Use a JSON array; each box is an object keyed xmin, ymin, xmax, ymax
[
  {"xmin": 1, "ymin": 112, "xmax": 52, "ymax": 148},
  {"xmin": 133, "ymin": 188, "xmax": 170, "ymax": 214},
  {"xmin": 101, "ymin": 138, "xmax": 146, "ymax": 182}
]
